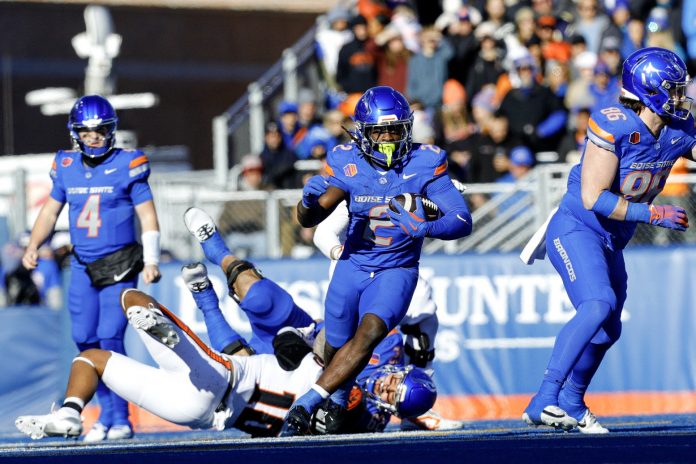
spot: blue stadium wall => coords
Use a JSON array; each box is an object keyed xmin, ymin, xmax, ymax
[{"xmin": 3, "ymin": 246, "xmax": 696, "ymax": 432}]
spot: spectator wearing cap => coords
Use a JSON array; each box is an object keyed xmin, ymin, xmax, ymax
[
  {"xmin": 446, "ymin": 138, "xmax": 474, "ymax": 183},
  {"xmin": 537, "ymin": 15, "xmax": 572, "ymax": 64},
  {"xmin": 437, "ymin": 78, "xmax": 474, "ymax": 147},
  {"xmin": 598, "ymin": 36, "xmax": 622, "ymax": 76},
  {"xmin": 444, "ymin": 6, "xmax": 480, "ymax": 86},
  {"xmin": 568, "ymin": 34, "xmax": 588, "ymax": 66},
  {"xmin": 219, "ymin": 154, "xmax": 268, "ymax": 257},
  {"xmin": 645, "ymin": 6, "xmax": 687, "ymax": 60},
  {"xmin": 498, "ymin": 53, "xmax": 566, "ymax": 153},
  {"xmin": 336, "ymin": 14, "xmax": 377, "ymax": 95},
  {"xmin": 316, "ymin": 7, "xmax": 353, "ymax": 85},
  {"xmin": 297, "ymin": 88, "xmax": 322, "ymax": 129},
  {"xmin": 468, "ymin": 88, "xmax": 514, "ymax": 183},
  {"xmin": 492, "ymin": 145, "xmax": 535, "ymax": 218},
  {"xmin": 565, "ymin": 0, "xmax": 620, "ymax": 55},
  {"xmin": 406, "ymin": 26, "xmax": 454, "ymax": 112},
  {"xmin": 368, "ymin": 25, "xmax": 410, "ymax": 93},
  {"xmin": 465, "ymin": 22, "xmax": 504, "ymax": 105},
  {"xmin": 277, "ymin": 101, "xmax": 307, "ymax": 153},
  {"xmin": 565, "ymin": 50, "xmax": 597, "ymax": 110},
  {"xmin": 260, "ymin": 122, "xmax": 301, "ymax": 189},
  {"xmin": 588, "ymin": 59, "xmax": 620, "ymax": 113}
]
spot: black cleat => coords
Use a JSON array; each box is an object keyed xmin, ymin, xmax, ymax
[
  {"xmin": 279, "ymin": 406, "xmax": 312, "ymax": 437},
  {"xmin": 312, "ymin": 399, "xmax": 347, "ymax": 435}
]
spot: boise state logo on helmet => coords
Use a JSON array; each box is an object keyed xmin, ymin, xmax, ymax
[
  {"xmin": 68, "ymin": 95, "xmax": 119, "ymax": 158},
  {"xmin": 621, "ymin": 47, "xmax": 692, "ymax": 120},
  {"xmin": 352, "ymin": 86, "xmax": 413, "ymax": 169}
]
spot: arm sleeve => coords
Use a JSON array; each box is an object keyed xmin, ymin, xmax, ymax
[
  {"xmin": 313, "ymin": 201, "xmax": 349, "ymax": 259},
  {"xmin": 424, "ymin": 175, "xmax": 472, "ymax": 240}
]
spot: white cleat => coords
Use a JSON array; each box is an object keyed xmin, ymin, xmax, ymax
[
  {"xmin": 82, "ymin": 422, "xmax": 108, "ymax": 442},
  {"xmin": 181, "ymin": 262, "xmax": 211, "ymax": 293},
  {"xmin": 400, "ymin": 409, "xmax": 467, "ymax": 431},
  {"xmin": 522, "ymin": 405, "xmax": 578, "ymax": 431},
  {"xmin": 106, "ymin": 424, "xmax": 134, "ymax": 440},
  {"xmin": 127, "ymin": 304, "xmax": 180, "ymax": 348},
  {"xmin": 16, "ymin": 410, "xmax": 82, "ymax": 440},
  {"xmin": 184, "ymin": 207, "xmax": 217, "ymax": 242},
  {"xmin": 576, "ymin": 409, "xmax": 609, "ymax": 434}
]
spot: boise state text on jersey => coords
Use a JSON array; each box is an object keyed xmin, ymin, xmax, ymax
[
  {"xmin": 561, "ymin": 105, "xmax": 696, "ymax": 249},
  {"xmin": 326, "ymin": 142, "xmax": 448, "ymax": 271},
  {"xmin": 49, "ymin": 148, "xmax": 154, "ymax": 261}
]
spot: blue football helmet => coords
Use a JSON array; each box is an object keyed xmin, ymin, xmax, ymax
[
  {"xmin": 363, "ymin": 365, "xmax": 437, "ymax": 418},
  {"xmin": 352, "ymin": 86, "xmax": 413, "ymax": 168},
  {"xmin": 621, "ymin": 47, "xmax": 692, "ymax": 120},
  {"xmin": 68, "ymin": 95, "xmax": 118, "ymax": 158}
]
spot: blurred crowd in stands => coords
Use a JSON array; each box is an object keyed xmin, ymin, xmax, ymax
[{"xmin": 234, "ymin": 0, "xmax": 696, "ymax": 193}]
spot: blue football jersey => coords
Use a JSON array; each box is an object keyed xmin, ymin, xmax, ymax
[
  {"xmin": 326, "ymin": 142, "xmax": 449, "ymax": 271},
  {"xmin": 561, "ymin": 106, "xmax": 696, "ymax": 249},
  {"xmin": 49, "ymin": 149, "xmax": 154, "ymax": 261}
]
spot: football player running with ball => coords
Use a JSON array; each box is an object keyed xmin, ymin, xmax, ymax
[
  {"xmin": 522, "ymin": 47, "xmax": 696, "ymax": 434},
  {"xmin": 281, "ymin": 86, "xmax": 473, "ymax": 435}
]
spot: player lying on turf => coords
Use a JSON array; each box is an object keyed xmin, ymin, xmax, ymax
[{"xmin": 14, "ymin": 277, "xmax": 433, "ymax": 439}]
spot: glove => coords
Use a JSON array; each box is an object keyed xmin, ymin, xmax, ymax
[
  {"xmin": 649, "ymin": 204, "xmax": 689, "ymax": 231},
  {"xmin": 388, "ymin": 196, "xmax": 429, "ymax": 238},
  {"xmin": 302, "ymin": 175, "xmax": 329, "ymax": 208}
]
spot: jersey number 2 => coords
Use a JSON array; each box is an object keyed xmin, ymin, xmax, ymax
[
  {"xmin": 363, "ymin": 205, "xmax": 395, "ymax": 246},
  {"xmin": 77, "ymin": 194, "xmax": 102, "ymax": 237}
]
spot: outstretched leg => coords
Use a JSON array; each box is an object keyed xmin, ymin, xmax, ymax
[{"xmin": 16, "ymin": 349, "xmax": 111, "ymax": 440}]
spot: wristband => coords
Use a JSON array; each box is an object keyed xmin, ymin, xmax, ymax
[
  {"xmin": 590, "ymin": 190, "xmax": 621, "ymax": 218},
  {"xmin": 625, "ymin": 201, "xmax": 651, "ymax": 223},
  {"xmin": 141, "ymin": 230, "xmax": 161, "ymax": 265}
]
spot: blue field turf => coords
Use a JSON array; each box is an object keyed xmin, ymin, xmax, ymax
[{"xmin": 2, "ymin": 414, "xmax": 696, "ymax": 463}]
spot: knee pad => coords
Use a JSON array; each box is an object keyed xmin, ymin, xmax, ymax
[
  {"xmin": 225, "ymin": 259, "xmax": 262, "ymax": 303},
  {"xmin": 577, "ymin": 300, "xmax": 613, "ymax": 327}
]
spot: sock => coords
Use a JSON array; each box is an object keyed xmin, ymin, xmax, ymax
[
  {"xmin": 200, "ymin": 230, "xmax": 231, "ymax": 266},
  {"xmin": 329, "ymin": 380, "xmax": 354, "ymax": 408},
  {"xmin": 191, "ymin": 285, "xmax": 243, "ymax": 352},
  {"xmin": 101, "ymin": 338, "xmax": 130, "ymax": 426},
  {"xmin": 60, "ymin": 397, "xmax": 84, "ymax": 419},
  {"xmin": 538, "ymin": 300, "xmax": 611, "ymax": 401},
  {"xmin": 294, "ymin": 384, "xmax": 329, "ymax": 414},
  {"xmin": 559, "ymin": 342, "xmax": 611, "ymax": 419},
  {"xmin": 77, "ymin": 341, "xmax": 112, "ymax": 427}
]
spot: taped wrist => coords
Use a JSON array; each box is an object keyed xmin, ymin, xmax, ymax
[
  {"xmin": 221, "ymin": 338, "xmax": 255, "ymax": 356},
  {"xmin": 224, "ymin": 260, "xmax": 262, "ymax": 302},
  {"xmin": 625, "ymin": 202, "xmax": 651, "ymax": 223},
  {"xmin": 141, "ymin": 230, "xmax": 161, "ymax": 265}
]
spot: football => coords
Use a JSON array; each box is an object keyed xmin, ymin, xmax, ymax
[{"xmin": 388, "ymin": 193, "xmax": 442, "ymax": 221}]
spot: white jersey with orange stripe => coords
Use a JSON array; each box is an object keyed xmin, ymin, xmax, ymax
[{"xmin": 224, "ymin": 353, "xmax": 323, "ymax": 436}]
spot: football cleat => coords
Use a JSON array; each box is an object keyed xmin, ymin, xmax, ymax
[
  {"xmin": 184, "ymin": 207, "xmax": 217, "ymax": 242},
  {"xmin": 126, "ymin": 304, "xmax": 180, "ymax": 348},
  {"xmin": 16, "ymin": 409, "xmax": 83, "ymax": 440},
  {"xmin": 576, "ymin": 409, "xmax": 609, "ymax": 434},
  {"xmin": 181, "ymin": 262, "xmax": 211, "ymax": 293},
  {"xmin": 279, "ymin": 406, "xmax": 312, "ymax": 437},
  {"xmin": 82, "ymin": 422, "xmax": 108, "ymax": 442},
  {"xmin": 183, "ymin": 207, "xmax": 230, "ymax": 266},
  {"xmin": 106, "ymin": 424, "xmax": 134, "ymax": 440},
  {"xmin": 399, "ymin": 408, "xmax": 467, "ymax": 431},
  {"xmin": 522, "ymin": 404, "xmax": 578, "ymax": 431},
  {"xmin": 312, "ymin": 399, "xmax": 347, "ymax": 435}
]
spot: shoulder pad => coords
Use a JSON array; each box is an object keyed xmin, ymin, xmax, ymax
[
  {"xmin": 413, "ymin": 143, "xmax": 448, "ymax": 177},
  {"xmin": 587, "ymin": 107, "xmax": 631, "ymax": 152}
]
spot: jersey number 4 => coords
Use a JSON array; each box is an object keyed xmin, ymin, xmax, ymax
[{"xmin": 76, "ymin": 194, "xmax": 102, "ymax": 237}]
